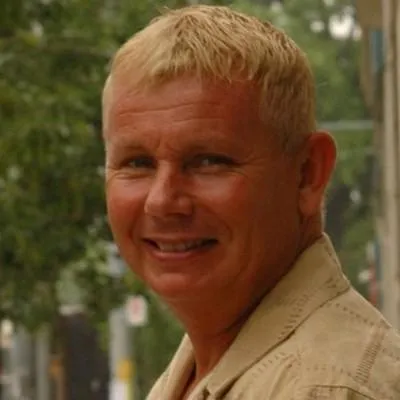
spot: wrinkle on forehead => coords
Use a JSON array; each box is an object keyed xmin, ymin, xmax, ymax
[
  {"xmin": 108, "ymin": 74, "xmax": 259, "ymax": 116},
  {"xmin": 104, "ymin": 75, "xmax": 274, "ymax": 158},
  {"xmin": 110, "ymin": 104, "xmax": 225, "ymax": 135}
]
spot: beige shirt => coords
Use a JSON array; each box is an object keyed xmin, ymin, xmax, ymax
[{"xmin": 147, "ymin": 235, "xmax": 400, "ymax": 399}]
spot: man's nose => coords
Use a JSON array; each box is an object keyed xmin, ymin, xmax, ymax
[{"xmin": 144, "ymin": 166, "xmax": 193, "ymax": 218}]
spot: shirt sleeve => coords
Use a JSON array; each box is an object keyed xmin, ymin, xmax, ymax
[{"xmin": 145, "ymin": 373, "xmax": 166, "ymax": 400}]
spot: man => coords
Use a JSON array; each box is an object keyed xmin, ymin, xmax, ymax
[{"xmin": 103, "ymin": 5, "xmax": 400, "ymax": 400}]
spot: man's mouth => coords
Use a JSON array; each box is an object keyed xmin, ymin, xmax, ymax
[{"xmin": 144, "ymin": 238, "xmax": 218, "ymax": 253}]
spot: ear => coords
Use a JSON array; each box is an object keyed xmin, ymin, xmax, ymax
[{"xmin": 298, "ymin": 132, "xmax": 336, "ymax": 218}]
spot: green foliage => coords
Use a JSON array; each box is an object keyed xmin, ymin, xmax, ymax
[
  {"xmin": 1, "ymin": 1, "xmax": 104, "ymax": 328},
  {"xmin": 333, "ymin": 130, "xmax": 373, "ymax": 185},
  {"xmin": 330, "ymin": 129, "xmax": 374, "ymax": 297},
  {"xmin": 232, "ymin": 0, "xmax": 368, "ymax": 122},
  {"xmin": 0, "ymin": 0, "xmax": 175, "ymax": 329}
]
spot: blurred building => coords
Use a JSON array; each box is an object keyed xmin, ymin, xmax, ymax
[{"xmin": 356, "ymin": 0, "xmax": 400, "ymax": 329}]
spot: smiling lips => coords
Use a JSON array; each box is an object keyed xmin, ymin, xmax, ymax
[{"xmin": 144, "ymin": 238, "xmax": 218, "ymax": 253}]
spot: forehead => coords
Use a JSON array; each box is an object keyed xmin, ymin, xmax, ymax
[
  {"xmin": 104, "ymin": 76, "xmax": 267, "ymax": 151},
  {"xmin": 109, "ymin": 75, "xmax": 259, "ymax": 119}
]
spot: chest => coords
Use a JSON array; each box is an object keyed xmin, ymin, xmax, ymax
[{"xmin": 153, "ymin": 352, "xmax": 299, "ymax": 400}]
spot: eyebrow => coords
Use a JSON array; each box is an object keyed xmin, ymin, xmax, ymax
[{"xmin": 106, "ymin": 141, "xmax": 147, "ymax": 157}]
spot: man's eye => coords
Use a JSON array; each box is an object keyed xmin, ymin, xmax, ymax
[
  {"xmin": 127, "ymin": 156, "xmax": 154, "ymax": 169},
  {"xmin": 191, "ymin": 154, "xmax": 236, "ymax": 169}
]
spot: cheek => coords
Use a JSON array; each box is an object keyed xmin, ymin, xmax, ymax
[
  {"xmin": 231, "ymin": 175, "xmax": 298, "ymax": 237},
  {"xmin": 257, "ymin": 178, "xmax": 299, "ymax": 240},
  {"xmin": 106, "ymin": 180, "xmax": 145, "ymax": 234},
  {"xmin": 194, "ymin": 176, "xmax": 264, "ymax": 228}
]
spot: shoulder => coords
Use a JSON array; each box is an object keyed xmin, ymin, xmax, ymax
[
  {"xmin": 232, "ymin": 287, "xmax": 400, "ymax": 400},
  {"xmin": 146, "ymin": 369, "xmax": 169, "ymax": 400},
  {"xmin": 294, "ymin": 287, "xmax": 400, "ymax": 400},
  {"xmin": 146, "ymin": 334, "xmax": 194, "ymax": 400}
]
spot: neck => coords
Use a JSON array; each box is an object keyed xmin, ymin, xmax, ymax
[
  {"xmin": 169, "ymin": 291, "xmax": 261, "ymax": 382},
  {"xmin": 170, "ymin": 223, "xmax": 323, "ymax": 384}
]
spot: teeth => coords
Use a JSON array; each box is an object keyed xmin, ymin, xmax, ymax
[{"xmin": 156, "ymin": 240, "xmax": 206, "ymax": 253}]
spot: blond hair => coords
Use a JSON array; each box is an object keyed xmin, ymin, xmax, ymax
[{"xmin": 103, "ymin": 5, "xmax": 316, "ymax": 150}]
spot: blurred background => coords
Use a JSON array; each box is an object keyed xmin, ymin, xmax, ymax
[{"xmin": 0, "ymin": 0, "xmax": 399, "ymax": 399}]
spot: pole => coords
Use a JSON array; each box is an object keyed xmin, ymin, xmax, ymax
[
  {"xmin": 395, "ymin": 0, "xmax": 400, "ymax": 328},
  {"xmin": 35, "ymin": 326, "xmax": 50, "ymax": 400},
  {"xmin": 2, "ymin": 321, "xmax": 13, "ymax": 400},
  {"xmin": 381, "ymin": 0, "xmax": 400, "ymax": 329},
  {"xmin": 109, "ymin": 308, "xmax": 132, "ymax": 400},
  {"xmin": 108, "ymin": 244, "xmax": 133, "ymax": 400},
  {"xmin": 12, "ymin": 327, "xmax": 33, "ymax": 399}
]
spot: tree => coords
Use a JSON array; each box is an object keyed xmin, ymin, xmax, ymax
[
  {"xmin": 1, "ymin": 0, "xmax": 109, "ymax": 328},
  {"xmin": 0, "ymin": 0, "xmax": 200, "ymax": 324}
]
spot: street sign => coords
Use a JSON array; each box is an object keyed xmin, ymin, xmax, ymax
[
  {"xmin": 125, "ymin": 296, "xmax": 148, "ymax": 327},
  {"xmin": 110, "ymin": 380, "xmax": 129, "ymax": 400}
]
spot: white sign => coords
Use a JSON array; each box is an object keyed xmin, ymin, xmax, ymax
[
  {"xmin": 125, "ymin": 295, "xmax": 148, "ymax": 327},
  {"xmin": 110, "ymin": 380, "xmax": 129, "ymax": 400}
]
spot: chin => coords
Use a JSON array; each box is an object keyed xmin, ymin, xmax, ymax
[{"xmin": 147, "ymin": 272, "xmax": 210, "ymax": 302}]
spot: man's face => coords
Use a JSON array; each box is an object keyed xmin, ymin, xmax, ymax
[{"xmin": 104, "ymin": 76, "xmax": 302, "ymax": 304}]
